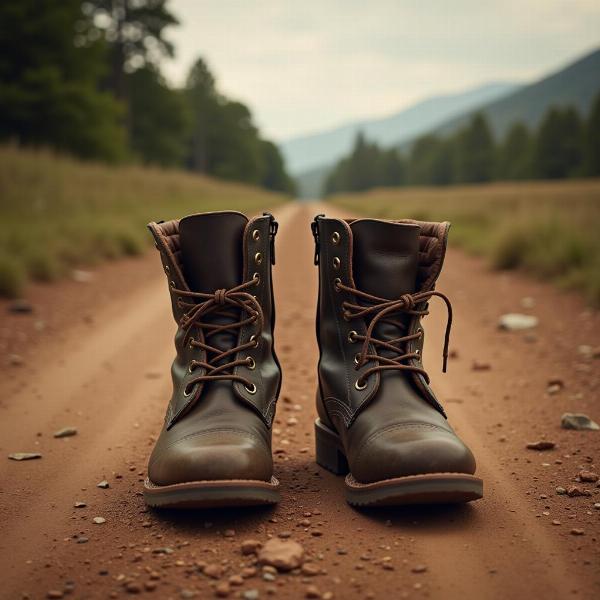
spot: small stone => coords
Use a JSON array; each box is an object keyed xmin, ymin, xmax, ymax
[
  {"xmin": 555, "ymin": 487, "xmax": 567, "ymax": 495},
  {"xmin": 125, "ymin": 582, "xmax": 142, "ymax": 594},
  {"xmin": 7, "ymin": 353, "xmax": 24, "ymax": 367},
  {"xmin": 53, "ymin": 427, "xmax": 77, "ymax": 438},
  {"xmin": 301, "ymin": 563, "xmax": 320, "ymax": 576},
  {"xmin": 97, "ymin": 480, "xmax": 109, "ymax": 489},
  {"xmin": 215, "ymin": 582, "xmax": 230, "ymax": 597},
  {"xmin": 552, "ymin": 520, "xmax": 561, "ymax": 526},
  {"xmin": 241, "ymin": 539, "xmax": 262, "ymax": 555},
  {"xmin": 570, "ymin": 528, "xmax": 584, "ymax": 536},
  {"xmin": 76, "ymin": 536, "xmax": 89, "ymax": 543},
  {"xmin": 72, "ymin": 269, "xmax": 94, "ymax": 284},
  {"xmin": 262, "ymin": 573, "xmax": 276, "ymax": 582},
  {"xmin": 46, "ymin": 591, "xmax": 64, "ymax": 599},
  {"xmin": 92, "ymin": 516, "xmax": 106, "ymax": 524},
  {"xmin": 229, "ymin": 575, "xmax": 244, "ymax": 586},
  {"xmin": 526, "ymin": 441, "xmax": 555, "ymax": 451},
  {"xmin": 258, "ymin": 538, "xmax": 305, "ymax": 572},
  {"xmin": 411, "ymin": 564, "xmax": 428, "ymax": 574},
  {"xmin": 498, "ymin": 313, "xmax": 538, "ymax": 331},
  {"xmin": 578, "ymin": 470, "xmax": 599, "ymax": 483},
  {"xmin": 567, "ymin": 485, "xmax": 591, "ymax": 497},
  {"xmin": 144, "ymin": 582, "xmax": 157, "ymax": 592},
  {"xmin": 8, "ymin": 299, "xmax": 33, "ymax": 313},
  {"xmin": 287, "ymin": 417, "xmax": 298, "ymax": 426},
  {"xmin": 203, "ymin": 564, "xmax": 223, "ymax": 579},
  {"xmin": 593, "ymin": 503, "xmax": 600, "ymax": 510},
  {"xmin": 180, "ymin": 590, "xmax": 197, "ymax": 599},
  {"xmin": 561, "ymin": 413, "xmax": 599, "ymax": 431},
  {"xmin": 471, "ymin": 360, "xmax": 491, "ymax": 371},
  {"xmin": 74, "ymin": 501, "xmax": 87, "ymax": 508},
  {"xmin": 305, "ymin": 586, "xmax": 321, "ymax": 599},
  {"xmin": 8, "ymin": 452, "xmax": 41, "ymax": 461},
  {"xmin": 242, "ymin": 591, "xmax": 259, "ymax": 600}
]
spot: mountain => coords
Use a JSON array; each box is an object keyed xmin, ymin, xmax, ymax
[
  {"xmin": 427, "ymin": 47, "xmax": 600, "ymax": 142},
  {"xmin": 282, "ymin": 82, "xmax": 519, "ymax": 196}
]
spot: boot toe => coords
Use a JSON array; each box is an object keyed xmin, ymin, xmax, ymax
[
  {"xmin": 351, "ymin": 424, "xmax": 476, "ymax": 484},
  {"xmin": 148, "ymin": 430, "xmax": 273, "ymax": 486}
]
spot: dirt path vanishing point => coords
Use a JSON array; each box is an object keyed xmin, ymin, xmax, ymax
[{"xmin": 1, "ymin": 202, "xmax": 599, "ymax": 600}]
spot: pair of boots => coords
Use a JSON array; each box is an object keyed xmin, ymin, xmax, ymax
[{"xmin": 143, "ymin": 211, "xmax": 482, "ymax": 509}]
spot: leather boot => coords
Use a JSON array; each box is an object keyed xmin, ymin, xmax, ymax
[
  {"xmin": 144, "ymin": 211, "xmax": 281, "ymax": 508},
  {"xmin": 311, "ymin": 215, "xmax": 483, "ymax": 506}
]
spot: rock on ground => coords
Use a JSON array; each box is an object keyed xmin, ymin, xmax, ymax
[
  {"xmin": 561, "ymin": 413, "xmax": 599, "ymax": 431},
  {"xmin": 258, "ymin": 538, "xmax": 305, "ymax": 572}
]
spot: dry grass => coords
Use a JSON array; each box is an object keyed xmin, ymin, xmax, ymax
[
  {"xmin": 0, "ymin": 144, "xmax": 288, "ymax": 297},
  {"xmin": 330, "ymin": 179, "xmax": 600, "ymax": 304}
]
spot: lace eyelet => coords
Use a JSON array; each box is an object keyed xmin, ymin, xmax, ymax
[
  {"xmin": 246, "ymin": 356, "xmax": 256, "ymax": 370},
  {"xmin": 417, "ymin": 328, "xmax": 423, "ymax": 337},
  {"xmin": 333, "ymin": 257, "xmax": 341, "ymax": 270},
  {"xmin": 188, "ymin": 337, "xmax": 195, "ymax": 349},
  {"xmin": 331, "ymin": 231, "xmax": 340, "ymax": 244},
  {"xmin": 333, "ymin": 277, "xmax": 341, "ymax": 292},
  {"xmin": 415, "ymin": 349, "xmax": 421, "ymax": 356},
  {"xmin": 249, "ymin": 334, "xmax": 259, "ymax": 348},
  {"xmin": 355, "ymin": 378, "xmax": 367, "ymax": 391},
  {"xmin": 253, "ymin": 272, "xmax": 260, "ymax": 285},
  {"xmin": 188, "ymin": 362, "xmax": 196, "ymax": 373},
  {"xmin": 164, "ymin": 265, "xmax": 170, "ymax": 274},
  {"xmin": 354, "ymin": 353, "xmax": 361, "ymax": 366},
  {"xmin": 245, "ymin": 382, "xmax": 257, "ymax": 394},
  {"xmin": 169, "ymin": 280, "xmax": 176, "ymax": 288},
  {"xmin": 254, "ymin": 252, "xmax": 262, "ymax": 265},
  {"xmin": 348, "ymin": 330, "xmax": 358, "ymax": 343},
  {"xmin": 183, "ymin": 384, "xmax": 195, "ymax": 397},
  {"xmin": 252, "ymin": 229, "xmax": 260, "ymax": 241}
]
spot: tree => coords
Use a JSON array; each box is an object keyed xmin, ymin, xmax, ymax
[
  {"xmin": 534, "ymin": 107, "xmax": 583, "ymax": 179},
  {"xmin": 260, "ymin": 141, "xmax": 296, "ymax": 194},
  {"xmin": 497, "ymin": 122, "xmax": 533, "ymax": 180},
  {"xmin": 583, "ymin": 93, "xmax": 600, "ymax": 176},
  {"xmin": 0, "ymin": 0, "xmax": 126, "ymax": 161},
  {"xmin": 453, "ymin": 113, "xmax": 495, "ymax": 183},
  {"xmin": 128, "ymin": 66, "xmax": 190, "ymax": 166},
  {"xmin": 407, "ymin": 134, "xmax": 451, "ymax": 185}
]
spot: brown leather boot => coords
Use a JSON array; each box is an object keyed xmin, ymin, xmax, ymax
[
  {"xmin": 312, "ymin": 215, "xmax": 483, "ymax": 506},
  {"xmin": 144, "ymin": 211, "xmax": 281, "ymax": 508}
]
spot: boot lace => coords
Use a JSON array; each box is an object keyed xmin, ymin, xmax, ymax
[
  {"xmin": 336, "ymin": 281, "xmax": 452, "ymax": 388},
  {"xmin": 172, "ymin": 275, "xmax": 262, "ymax": 393}
]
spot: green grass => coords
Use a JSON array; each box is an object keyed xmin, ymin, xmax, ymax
[
  {"xmin": 0, "ymin": 145, "xmax": 289, "ymax": 298},
  {"xmin": 330, "ymin": 180, "xmax": 600, "ymax": 305}
]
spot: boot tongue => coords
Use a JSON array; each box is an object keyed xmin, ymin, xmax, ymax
[
  {"xmin": 350, "ymin": 219, "xmax": 420, "ymax": 298},
  {"xmin": 178, "ymin": 212, "xmax": 248, "ymax": 293}
]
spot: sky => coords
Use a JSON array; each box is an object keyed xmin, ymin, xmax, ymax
[{"xmin": 162, "ymin": 0, "xmax": 600, "ymax": 142}]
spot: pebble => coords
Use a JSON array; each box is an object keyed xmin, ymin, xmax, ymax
[
  {"xmin": 203, "ymin": 564, "xmax": 223, "ymax": 579},
  {"xmin": 567, "ymin": 485, "xmax": 591, "ymax": 497},
  {"xmin": 526, "ymin": 441, "xmax": 555, "ymax": 451},
  {"xmin": 241, "ymin": 539, "xmax": 262, "ymax": 555},
  {"xmin": 76, "ymin": 536, "xmax": 89, "ymax": 544},
  {"xmin": 46, "ymin": 591, "xmax": 64, "ymax": 599},
  {"xmin": 54, "ymin": 427, "xmax": 78, "ymax": 438},
  {"xmin": 72, "ymin": 269, "xmax": 94, "ymax": 284},
  {"xmin": 74, "ymin": 501, "xmax": 87, "ymax": 508},
  {"xmin": 223, "ymin": 529, "xmax": 235, "ymax": 537},
  {"xmin": 7, "ymin": 353, "xmax": 24, "ymax": 366},
  {"xmin": 258, "ymin": 538, "xmax": 305, "ymax": 572},
  {"xmin": 301, "ymin": 563, "xmax": 320, "ymax": 576},
  {"xmin": 305, "ymin": 586, "xmax": 321, "ymax": 599},
  {"xmin": 8, "ymin": 452, "xmax": 42, "ymax": 461},
  {"xmin": 97, "ymin": 480, "xmax": 110, "ymax": 489},
  {"xmin": 556, "ymin": 487, "xmax": 567, "ymax": 495},
  {"xmin": 471, "ymin": 360, "xmax": 491, "ymax": 371},
  {"xmin": 180, "ymin": 590, "xmax": 196, "ymax": 599},
  {"xmin": 571, "ymin": 528, "xmax": 585, "ymax": 536},
  {"xmin": 242, "ymin": 591, "xmax": 259, "ymax": 600},
  {"xmin": 593, "ymin": 503, "xmax": 600, "ymax": 510},
  {"xmin": 411, "ymin": 564, "xmax": 428, "ymax": 574},
  {"xmin": 578, "ymin": 470, "xmax": 599, "ymax": 483},
  {"xmin": 498, "ymin": 313, "xmax": 538, "ymax": 331},
  {"xmin": 8, "ymin": 299, "xmax": 33, "ymax": 313},
  {"xmin": 561, "ymin": 413, "xmax": 599, "ymax": 431},
  {"xmin": 92, "ymin": 516, "xmax": 106, "ymax": 524},
  {"xmin": 215, "ymin": 582, "xmax": 230, "ymax": 597},
  {"xmin": 125, "ymin": 582, "xmax": 142, "ymax": 594}
]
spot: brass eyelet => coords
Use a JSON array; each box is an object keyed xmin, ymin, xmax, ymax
[
  {"xmin": 246, "ymin": 356, "xmax": 256, "ymax": 370},
  {"xmin": 415, "ymin": 348, "xmax": 420, "ymax": 356},
  {"xmin": 164, "ymin": 265, "xmax": 170, "ymax": 274},
  {"xmin": 331, "ymin": 231, "xmax": 340, "ymax": 245},
  {"xmin": 332, "ymin": 257, "xmax": 341, "ymax": 270},
  {"xmin": 255, "ymin": 252, "xmax": 262, "ymax": 265},
  {"xmin": 252, "ymin": 229, "xmax": 260, "ymax": 241},
  {"xmin": 355, "ymin": 378, "xmax": 367, "ymax": 391},
  {"xmin": 333, "ymin": 277, "xmax": 341, "ymax": 292},
  {"xmin": 245, "ymin": 382, "xmax": 257, "ymax": 394},
  {"xmin": 249, "ymin": 334, "xmax": 259, "ymax": 347},
  {"xmin": 183, "ymin": 384, "xmax": 195, "ymax": 397},
  {"xmin": 169, "ymin": 280, "xmax": 176, "ymax": 288},
  {"xmin": 348, "ymin": 330, "xmax": 358, "ymax": 343},
  {"xmin": 253, "ymin": 272, "xmax": 260, "ymax": 285},
  {"xmin": 354, "ymin": 353, "xmax": 361, "ymax": 366}
]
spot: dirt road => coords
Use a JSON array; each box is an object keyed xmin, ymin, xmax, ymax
[{"xmin": 1, "ymin": 203, "xmax": 599, "ymax": 600}]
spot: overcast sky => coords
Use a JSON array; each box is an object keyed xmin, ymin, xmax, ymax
[{"xmin": 162, "ymin": 0, "xmax": 600, "ymax": 141}]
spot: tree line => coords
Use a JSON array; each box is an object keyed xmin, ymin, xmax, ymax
[
  {"xmin": 324, "ymin": 95, "xmax": 600, "ymax": 195},
  {"xmin": 0, "ymin": 1, "xmax": 295, "ymax": 194}
]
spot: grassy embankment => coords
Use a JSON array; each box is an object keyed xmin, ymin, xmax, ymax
[
  {"xmin": 330, "ymin": 180, "xmax": 600, "ymax": 304},
  {"xmin": 0, "ymin": 145, "xmax": 289, "ymax": 297}
]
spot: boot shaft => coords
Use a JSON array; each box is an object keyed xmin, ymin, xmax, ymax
[
  {"xmin": 148, "ymin": 211, "xmax": 281, "ymax": 429},
  {"xmin": 312, "ymin": 215, "xmax": 451, "ymax": 427}
]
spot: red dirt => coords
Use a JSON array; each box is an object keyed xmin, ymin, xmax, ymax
[{"xmin": 1, "ymin": 203, "xmax": 599, "ymax": 600}]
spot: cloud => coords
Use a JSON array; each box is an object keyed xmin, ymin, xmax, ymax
[{"xmin": 163, "ymin": 0, "xmax": 600, "ymax": 140}]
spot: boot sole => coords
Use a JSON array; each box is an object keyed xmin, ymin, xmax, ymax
[
  {"xmin": 315, "ymin": 418, "xmax": 483, "ymax": 507},
  {"xmin": 143, "ymin": 476, "xmax": 280, "ymax": 509}
]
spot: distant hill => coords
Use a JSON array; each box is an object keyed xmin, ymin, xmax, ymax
[
  {"xmin": 293, "ymin": 46, "xmax": 600, "ymax": 198},
  {"xmin": 283, "ymin": 82, "xmax": 518, "ymax": 188}
]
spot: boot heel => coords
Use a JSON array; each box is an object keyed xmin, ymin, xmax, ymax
[{"xmin": 315, "ymin": 419, "xmax": 349, "ymax": 475}]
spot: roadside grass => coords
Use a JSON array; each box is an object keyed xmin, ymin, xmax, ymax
[
  {"xmin": 0, "ymin": 144, "xmax": 289, "ymax": 298},
  {"xmin": 330, "ymin": 180, "xmax": 600, "ymax": 305}
]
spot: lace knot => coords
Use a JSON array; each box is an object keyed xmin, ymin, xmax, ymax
[
  {"xmin": 400, "ymin": 294, "xmax": 415, "ymax": 310},
  {"xmin": 214, "ymin": 288, "xmax": 227, "ymax": 305}
]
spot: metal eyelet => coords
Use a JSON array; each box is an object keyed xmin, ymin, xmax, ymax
[
  {"xmin": 255, "ymin": 252, "xmax": 262, "ymax": 265},
  {"xmin": 252, "ymin": 229, "xmax": 260, "ymax": 241},
  {"xmin": 187, "ymin": 362, "xmax": 196, "ymax": 374},
  {"xmin": 183, "ymin": 384, "xmax": 195, "ymax": 397},
  {"xmin": 249, "ymin": 334, "xmax": 259, "ymax": 347},
  {"xmin": 333, "ymin": 257, "xmax": 341, "ymax": 270},
  {"xmin": 169, "ymin": 280, "xmax": 176, "ymax": 288},
  {"xmin": 331, "ymin": 232, "xmax": 340, "ymax": 244},
  {"xmin": 245, "ymin": 382, "xmax": 257, "ymax": 394},
  {"xmin": 253, "ymin": 273, "xmax": 260, "ymax": 285},
  {"xmin": 348, "ymin": 330, "xmax": 358, "ymax": 343},
  {"xmin": 355, "ymin": 378, "xmax": 367, "ymax": 391},
  {"xmin": 417, "ymin": 328, "xmax": 423, "ymax": 337},
  {"xmin": 164, "ymin": 265, "xmax": 170, "ymax": 274},
  {"xmin": 415, "ymin": 349, "xmax": 420, "ymax": 355},
  {"xmin": 354, "ymin": 353, "xmax": 361, "ymax": 366},
  {"xmin": 333, "ymin": 277, "xmax": 341, "ymax": 292},
  {"xmin": 246, "ymin": 356, "xmax": 256, "ymax": 370},
  {"xmin": 188, "ymin": 337, "xmax": 195, "ymax": 349}
]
